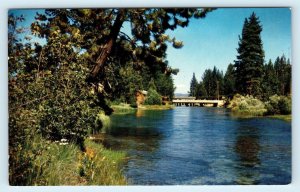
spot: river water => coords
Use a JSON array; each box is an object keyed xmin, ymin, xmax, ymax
[{"xmin": 97, "ymin": 107, "xmax": 291, "ymax": 185}]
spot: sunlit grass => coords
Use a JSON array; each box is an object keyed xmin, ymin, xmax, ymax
[
  {"xmin": 111, "ymin": 103, "xmax": 136, "ymax": 114},
  {"xmin": 18, "ymin": 135, "xmax": 127, "ymax": 185},
  {"xmin": 268, "ymin": 114, "xmax": 292, "ymax": 122},
  {"xmin": 84, "ymin": 139, "xmax": 127, "ymax": 185},
  {"xmin": 138, "ymin": 104, "xmax": 175, "ymax": 110}
]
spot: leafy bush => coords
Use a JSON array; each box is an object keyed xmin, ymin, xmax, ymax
[
  {"xmin": 144, "ymin": 88, "xmax": 162, "ymax": 105},
  {"xmin": 94, "ymin": 112, "xmax": 111, "ymax": 134},
  {"xmin": 264, "ymin": 95, "xmax": 291, "ymax": 115},
  {"xmin": 38, "ymin": 61, "xmax": 101, "ymax": 148},
  {"xmin": 278, "ymin": 97, "xmax": 291, "ymax": 114},
  {"xmin": 228, "ymin": 94, "xmax": 267, "ymax": 116}
]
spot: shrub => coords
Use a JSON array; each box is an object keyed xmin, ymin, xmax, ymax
[
  {"xmin": 228, "ymin": 94, "xmax": 267, "ymax": 116},
  {"xmin": 264, "ymin": 95, "xmax": 291, "ymax": 115},
  {"xmin": 278, "ymin": 96, "xmax": 291, "ymax": 114},
  {"xmin": 94, "ymin": 112, "xmax": 111, "ymax": 134},
  {"xmin": 144, "ymin": 88, "xmax": 162, "ymax": 105}
]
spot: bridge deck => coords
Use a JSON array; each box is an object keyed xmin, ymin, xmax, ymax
[
  {"xmin": 172, "ymin": 99, "xmax": 220, "ymax": 103},
  {"xmin": 172, "ymin": 99, "xmax": 225, "ymax": 107}
]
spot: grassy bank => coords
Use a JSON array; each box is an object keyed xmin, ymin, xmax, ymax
[
  {"xmin": 111, "ymin": 103, "xmax": 174, "ymax": 114},
  {"xmin": 111, "ymin": 103, "xmax": 136, "ymax": 114},
  {"xmin": 21, "ymin": 136, "xmax": 127, "ymax": 185},
  {"xmin": 227, "ymin": 94, "xmax": 291, "ymax": 121},
  {"xmin": 139, "ymin": 104, "xmax": 175, "ymax": 110},
  {"xmin": 267, "ymin": 114, "xmax": 292, "ymax": 122}
]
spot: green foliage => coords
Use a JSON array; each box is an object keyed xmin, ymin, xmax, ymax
[
  {"xmin": 265, "ymin": 95, "xmax": 291, "ymax": 115},
  {"xmin": 262, "ymin": 57, "xmax": 291, "ymax": 100},
  {"xmin": 82, "ymin": 140, "xmax": 127, "ymax": 185},
  {"xmin": 155, "ymin": 73, "xmax": 176, "ymax": 100},
  {"xmin": 224, "ymin": 63, "xmax": 236, "ymax": 97},
  {"xmin": 111, "ymin": 103, "xmax": 136, "ymax": 115},
  {"xmin": 10, "ymin": 136, "xmax": 127, "ymax": 185},
  {"xmin": 228, "ymin": 94, "xmax": 291, "ymax": 117},
  {"xmin": 278, "ymin": 97, "xmax": 292, "ymax": 114},
  {"xmin": 189, "ymin": 73, "xmax": 198, "ymax": 97},
  {"xmin": 274, "ymin": 55, "xmax": 291, "ymax": 96},
  {"xmin": 148, "ymin": 78, "xmax": 157, "ymax": 91},
  {"xmin": 199, "ymin": 66, "xmax": 224, "ymax": 99},
  {"xmin": 8, "ymin": 13, "xmax": 101, "ymax": 185},
  {"xmin": 39, "ymin": 62, "xmax": 100, "ymax": 146},
  {"xmin": 228, "ymin": 94, "xmax": 267, "ymax": 116},
  {"xmin": 234, "ymin": 12, "xmax": 264, "ymax": 97},
  {"xmin": 94, "ymin": 112, "xmax": 111, "ymax": 134},
  {"xmin": 33, "ymin": 8, "xmax": 214, "ymax": 102},
  {"xmin": 9, "ymin": 110, "xmax": 44, "ymax": 185},
  {"xmin": 196, "ymin": 82, "xmax": 208, "ymax": 99},
  {"xmin": 9, "ymin": 8, "xmax": 216, "ymax": 185},
  {"xmin": 144, "ymin": 88, "xmax": 162, "ymax": 105}
]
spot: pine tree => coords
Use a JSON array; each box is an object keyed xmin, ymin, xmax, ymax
[
  {"xmin": 224, "ymin": 63, "xmax": 236, "ymax": 98},
  {"xmin": 189, "ymin": 72, "xmax": 198, "ymax": 97},
  {"xmin": 196, "ymin": 82, "xmax": 207, "ymax": 99},
  {"xmin": 32, "ymin": 8, "xmax": 215, "ymax": 110},
  {"xmin": 201, "ymin": 66, "xmax": 223, "ymax": 99},
  {"xmin": 262, "ymin": 59, "xmax": 279, "ymax": 99},
  {"xmin": 274, "ymin": 55, "xmax": 291, "ymax": 95},
  {"xmin": 234, "ymin": 12, "xmax": 265, "ymax": 97}
]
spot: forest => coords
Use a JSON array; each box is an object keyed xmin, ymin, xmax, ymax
[
  {"xmin": 8, "ymin": 9, "xmax": 292, "ymax": 186},
  {"xmin": 8, "ymin": 8, "xmax": 214, "ymax": 185},
  {"xmin": 189, "ymin": 13, "xmax": 291, "ymax": 116}
]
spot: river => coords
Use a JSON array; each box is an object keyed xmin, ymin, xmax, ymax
[{"xmin": 96, "ymin": 107, "xmax": 291, "ymax": 185}]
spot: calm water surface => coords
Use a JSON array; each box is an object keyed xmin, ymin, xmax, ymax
[{"xmin": 96, "ymin": 107, "xmax": 291, "ymax": 185}]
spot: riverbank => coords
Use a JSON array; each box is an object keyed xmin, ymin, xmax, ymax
[
  {"xmin": 267, "ymin": 114, "xmax": 292, "ymax": 122},
  {"xmin": 111, "ymin": 103, "xmax": 174, "ymax": 114},
  {"xmin": 227, "ymin": 94, "xmax": 291, "ymax": 121},
  {"xmin": 111, "ymin": 103, "xmax": 136, "ymax": 114},
  {"xmin": 138, "ymin": 104, "xmax": 175, "ymax": 110},
  {"xmin": 23, "ymin": 136, "xmax": 127, "ymax": 185}
]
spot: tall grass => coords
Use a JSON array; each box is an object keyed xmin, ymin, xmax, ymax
[
  {"xmin": 32, "ymin": 139, "xmax": 82, "ymax": 185},
  {"xmin": 93, "ymin": 112, "xmax": 111, "ymax": 134},
  {"xmin": 83, "ymin": 139, "xmax": 127, "ymax": 185},
  {"xmin": 11, "ymin": 134, "xmax": 127, "ymax": 185},
  {"xmin": 111, "ymin": 103, "xmax": 136, "ymax": 115}
]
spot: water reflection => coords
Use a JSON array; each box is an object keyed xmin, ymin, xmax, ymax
[
  {"xmin": 235, "ymin": 136, "xmax": 260, "ymax": 167},
  {"xmin": 234, "ymin": 126, "xmax": 261, "ymax": 184},
  {"xmin": 136, "ymin": 109, "xmax": 145, "ymax": 117},
  {"xmin": 93, "ymin": 108, "xmax": 291, "ymax": 185}
]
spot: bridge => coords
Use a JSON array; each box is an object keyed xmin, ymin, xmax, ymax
[{"xmin": 172, "ymin": 97, "xmax": 225, "ymax": 107}]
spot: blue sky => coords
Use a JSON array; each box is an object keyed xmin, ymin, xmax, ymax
[
  {"xmin": 166, "ymin": 8, "xmax": 291, "ymax": 93},
  {"xmin": 9, "ymin": 8, "xmax": 292, "ymax": 94}
]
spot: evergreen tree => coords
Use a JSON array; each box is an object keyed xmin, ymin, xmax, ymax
[
  {"xmin": 234, "ymin": 12, "xmax": 265, "ymax": 97},
  {"xmin": 224, "ymin": 63, "xmax": 236, "ymax": 98},
  {"xmin": 262, "ymin": 59, "xmax": 279, "ymax": 99},
  {"xmin": 285, "ymin": 58, "xmax": 292, "ymax": 95},
  {"xmin": 155, "ymin": 73, "xmax": 176, "ymax": 100},
  {"xmin": 202, "ymin": 69, "xmax": 213, "ymax": 98},
  {"xmin": 195, "ymin": 82, "xmax": 207, "ymax": 99},
  {"xmin": 32, "ymin": 8, "xmax": 214, "ymax": 111},
  {"xmin": 274, "ymin": 55, "xmax": 291, "ymax": 95},
  {"xmin": 189, "ymin": 72, "xmax": 198, "ymax": 97},
  {"xmin": 201, "ymin": 66, "xmax": 223, "ymax": 99}
]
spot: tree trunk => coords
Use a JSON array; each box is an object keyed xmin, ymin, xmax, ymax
[{"xmin": 90, "ymin": 9, "xmax": 126, "ymax": 80}]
